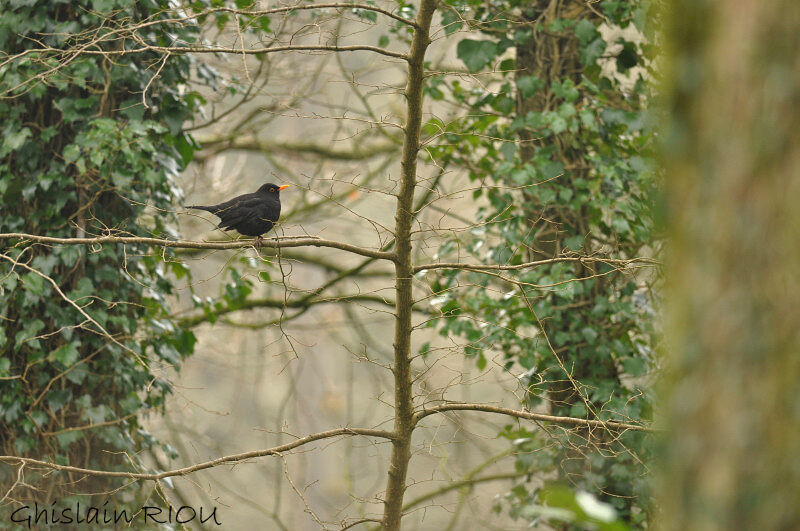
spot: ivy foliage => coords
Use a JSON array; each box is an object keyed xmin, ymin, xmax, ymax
[
  {"xmin": 421, "ymin": 0, "xmax": 659, "ymax": 524},
  {"xmin": 0, "ymin": 0, "xmax": 222, "ymax": 495}
]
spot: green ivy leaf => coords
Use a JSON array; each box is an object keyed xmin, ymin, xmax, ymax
[
  {"xmin": 419, "ymin": 342, "xmax": 431, "ymax": 359},
  {"xmin": 581, "ymin": 327, "xmax": 599, "ymax": 344},
  {"xmin": 47, "ymin": 389, "xmax": 73, "ymax": 413},
  {"xmin": 517, "ymin": 76, "xmax": 543, "ymax": 98},
  {"xmin": 581, "ymin": 38, "xmax": 607, "ymax": 65},
  {"xmin": 55, "ymin": 430, "xmax": 83, "ymax": 449},
  {"xmin": 611, "ymin": 217, "xmax": 631, "ymax": 234},
  {"xmin": 457, "ymin": 39, "xmax": 498, "ymax": 72},
  {"xmin": 52, "ymin": 343, "xmax": 80, "ymax": 366},
  {"xmin": 352, "ymin": 8, "xmax": 377, "ymax": 23},
  {"xmin": 15, "ymin": 319, "xmax": 45, "ymax": 348},
  {"xmin": 574, "ymin": 19, "xmax": 599, "ymax": 45},
  {"xmin": 622, "ymin": 357, "xmax": 646, "ymax": 377},
  {"xmin": 552, "ymin": 80, "xmax": 579, "ymax": 102},
  {"xmin": 1, "ymin": 127, "xmax": 32, "ymax": 157}
]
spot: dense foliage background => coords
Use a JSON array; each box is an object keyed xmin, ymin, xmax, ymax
[
  {"xmin": 0, "ymin": 0, "xmax": 206, "ymax": 498},
  {"xmin": 424, "ymin": 0, "xmax": 658, "ymax": 523}
]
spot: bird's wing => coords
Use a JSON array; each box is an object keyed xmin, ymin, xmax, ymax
[
  {"xmin": 206, "ymin": 192, "xmax": 257, "ymax": 215},
  {"xmin": 217, "ymin": 197, "xmax": 273, "ymax": 231},
  {"xmin": 212, "ymin": 196, "xmax": 260, "ymax": 220}
]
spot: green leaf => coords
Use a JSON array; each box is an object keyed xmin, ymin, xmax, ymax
[
  {"xmin": 456, "ymin": 39, "xmax": 498, "ymax": 72},
  {"xmin": 22, "ymin": 272, "xmax": 49, "ymax": 298},
  {"xmin": 0, "ymin": 127, "xmax": 32, "ymax": 157},
  {"xmin": 616, "ymin": 42, "xmax": 638, "ymax": 72},
  {"xmin": 378, "ymin": 34, "xmax": 389, "ymax": 47},
  {"xmin": 574, "ymin": 19, "xmax": 598, "ymax": 45},
  {"xmin": 27, "ymin": 411, "xmax": 48, "ymax": 432},
  {"xmin": 579, "ymin": 109, "xmax": 596, "ymax": 130},
  {"xmin": 622, "ymin": 357, "xmax": 646, "ymax": 377},
  {"xmin": 611, "ymin": 217, "xmax": 631, "ymax": 234},
  {"xmin": 56, "ymin": 430, "xmax": 83, "ymax": 449},
  {"xmin": 517, "ymin": 76, "xmax": 543, "ymax": 98},
  {"xmin": 47, "ymin": 389, "xmax": 72, "ymax": 413},
  {"xmin": 552, "ymin": 80, "xmax": 579, "ymax": 102},
  {"xmin": 15, "ymin": 319, "xmax": 45, "ymax": 348},
  {"xmin": 494, "ymin": 96, "xmax": 514, "ymax": 114},
  {"xmin": 419, "ymin": 342, "xmax": 431, "ymax": 359},
  {"xmin": 92, "ymin": 0, "xmax": 117, "ymax": 11},
  {"xmin": 174, "ymin": 133, "xmax": 196, "ymax": 167},
  {"xmin": 550, "ymin": 115, "xmax": 568, "ymax": 134},
  {"xmin": 353, "ymin": 8, "xmax": 377, "ymax": 22},
  {"xmin": 172, "ymin": 329, "xmax": 197, "ymax": 356},
  {"xmin": 581, "ymin": 38, "xmax": 607, "ymax": 66},
  {"xmin": 52, "ymin": 343, "xmax": 80, "ymax": 366},
  {"xmin": 85, "ymin": 405, "xmax": 111, "ymax": 424},
  {"xmin": 581, "ymin": 327, "xmax": 599, "ymax": 344}
]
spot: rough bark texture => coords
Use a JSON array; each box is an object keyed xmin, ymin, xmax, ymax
[
  {"xmin": 381, "ymin": 0, "xmax": 437, "ymax": 529},
  {"xmin": 659, "ymin": 1, "xmax": 800, "ymax": 528}
]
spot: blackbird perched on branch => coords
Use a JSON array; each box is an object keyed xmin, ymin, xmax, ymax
[{"xmin": 188, "ymin": 183, "xmax": 290, "ymax": 245}]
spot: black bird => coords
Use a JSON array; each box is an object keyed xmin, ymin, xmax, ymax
[{"xmin": 188, "ymin": 183, "xmax": 290, "ymax": 245}]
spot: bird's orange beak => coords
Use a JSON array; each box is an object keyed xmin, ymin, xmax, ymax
[{"xmin": 278, "ymin": 184, "xmax": 291, "ymax": 191}]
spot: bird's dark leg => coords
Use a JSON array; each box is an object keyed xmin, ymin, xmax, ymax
[{"xmin": 254, "ymin": 235, "xmax": 264, "ymax": 247}]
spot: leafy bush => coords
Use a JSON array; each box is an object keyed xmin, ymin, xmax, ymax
[{"xmin": 0, "ymin": 0, "xmax": 210, "ymax": 498}]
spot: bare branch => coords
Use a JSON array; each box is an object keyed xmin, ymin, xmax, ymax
[
  {"xmin": 413, "ymin": 256, "xmax": 659, "ymax": 274},
  {"xmin": 402, "ymin": 472, "xmax": 527, "ymax": 512},
  {"xmin": 413, "ymin": 403, "xmax": 652, "ymax": 433},
  {"xmin": 177, "ymin": 293, "xmax": 402, "ymax": 328},
  {"xmin": 190, "ymin": 3, "xmax": 419, "ymax": 29},
  {"xmin": 195, "ymin": 135, "xmax": 398, "ymax": 162},
  {"xmin": 0, "ymin": 233, "xmax": 395, "ymax": 261},
  {"xmin": 0, "ymin": 427, "xmax": 394, "ymax": 480},
  {"xmin": 27, "ymin": 43, "xmax": 408, "ymax": 61}
]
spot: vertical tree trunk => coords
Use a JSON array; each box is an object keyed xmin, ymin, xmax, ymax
[
  {"xmin": 381, "ymin": 1, "xmax": 437, "ymax": 529},
  {"xmin": 659, "ymin": 1, "xmax": 800, "ymax": 528}
]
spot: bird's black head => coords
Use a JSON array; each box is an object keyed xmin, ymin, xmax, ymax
[{"xmin": 258, "ymin": 183, "xmax": 291, "ymax": 195}]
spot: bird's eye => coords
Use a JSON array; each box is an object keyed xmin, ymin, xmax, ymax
[{"xmin": 270, "ymin": 188, "xmax": 275, "ymax": 192}]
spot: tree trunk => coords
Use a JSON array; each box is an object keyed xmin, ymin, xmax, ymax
[
  {"xmin": 381, "ymin": 1, "xmax": 437, "ymax": 529},
  {"xmin": 659, "ymin": 1, "xmax": 800, "ymax": 528}
]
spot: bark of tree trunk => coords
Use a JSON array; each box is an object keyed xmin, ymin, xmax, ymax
[
  {"xmin": 381, "ymin": 1, "xmax": 437, "ymax": 529},
  {"xmin": 659, "ymin": 1, "xmax": 800, "ymax": 528}
]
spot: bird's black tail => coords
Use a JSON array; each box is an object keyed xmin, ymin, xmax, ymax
[{"xmin": 187, "ymin": 205, "xmax": 214, "ymax": 212}]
